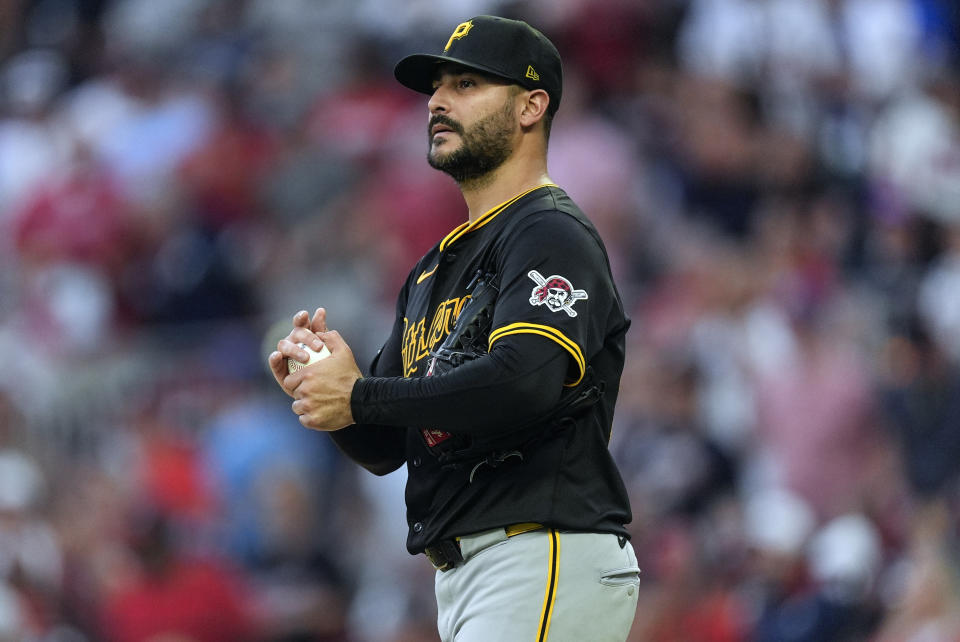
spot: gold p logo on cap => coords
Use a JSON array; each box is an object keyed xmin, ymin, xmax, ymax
[{"xmin": 444, "ymin": 20, "xmax": 474, "ymax": 52}]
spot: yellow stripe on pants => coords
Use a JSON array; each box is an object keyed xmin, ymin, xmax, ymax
[{"xmin": 537, "ymin": 529, "xmax": 560, "ymax": 641}]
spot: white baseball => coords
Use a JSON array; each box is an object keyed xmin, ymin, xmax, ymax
[{"xmin": 287, "ymin": 342, "xmax": 332, "ymax": 373}]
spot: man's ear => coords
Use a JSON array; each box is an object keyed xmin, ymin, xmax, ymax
[{"xmin": 518, "ymin": 89, "xmax": 550, "ymax": 129}]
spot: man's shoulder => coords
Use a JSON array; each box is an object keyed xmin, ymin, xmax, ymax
[
  {"xmin": 507, "ymin": 188, "xmax": 602, "ymax": 247},
  {"xmin": 510, "ymin": 184, "xmax": 577, "ymax": 215}
]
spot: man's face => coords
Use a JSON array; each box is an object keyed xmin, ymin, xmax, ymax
[{"xmin": 426, "ymin": 66, "xmax": 519, "ymax": 184}]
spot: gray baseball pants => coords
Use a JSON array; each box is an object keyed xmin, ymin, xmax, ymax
[{"xmin": 434, "ymin": 527, "xmax": 640, "ymax": 641}]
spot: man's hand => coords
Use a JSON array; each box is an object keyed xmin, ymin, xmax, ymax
[
  {"xmin": 268, "ymin": 308, "xmax": 328, "ymax": 390},
  {"xmin": 268, "ymin": 308, "xmax": 362, "ymax": 431},
  {"xmin": 285, "ymin": 330, "xmax": 363, "ymax": 431}
]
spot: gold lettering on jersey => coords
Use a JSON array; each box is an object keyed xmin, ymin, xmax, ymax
[
  {"xmin": 444, "ymin": 20, "xmax": 474, "ymax": 52},
  {"xmin": 401, "ymin": 317, "xmax": 425, "ymax": 377},
  {"xmin": 401, "ymin": 295, "xmax": 471, "ymax": 376}
]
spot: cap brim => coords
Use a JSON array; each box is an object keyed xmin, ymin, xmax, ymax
[{"xmin": 394, "ymin": 53, "xmax": 518, "ymax": 95}]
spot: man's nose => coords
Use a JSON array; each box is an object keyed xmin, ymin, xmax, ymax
[{"xmin": 428, "ymin": 85, "xmax": 449, "ymax": 114}]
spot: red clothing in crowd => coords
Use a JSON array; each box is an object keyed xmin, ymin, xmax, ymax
[{"xmin": 100, "ymin": 558, "xmax": 256, "ymax": 642}]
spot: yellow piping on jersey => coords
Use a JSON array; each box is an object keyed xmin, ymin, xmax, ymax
[
  {"xmin": 489, "ymin": 322, "xmax": 585, "ymax": 387},
  {"xmin": 438, "ymin": 183, "xmax": 557, "ymax": 253}
]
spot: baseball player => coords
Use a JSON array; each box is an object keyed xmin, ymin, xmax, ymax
[{"xmin": 269, "ymin": 15, "xmax": 638, "ymax": 642}]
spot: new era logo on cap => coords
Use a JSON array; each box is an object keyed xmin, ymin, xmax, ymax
[{"xmin": 394, "ymin": 15, "xmax": 563, "ymax": 115}]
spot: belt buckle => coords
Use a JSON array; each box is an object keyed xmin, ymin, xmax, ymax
[{"xmin": 425, "ymin": 539, "xmax": 462, "ymax": 572}]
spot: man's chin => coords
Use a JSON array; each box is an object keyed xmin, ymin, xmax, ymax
[
  {"xmin": 429, "ymin": 142, "xmax": 459, "ymax": 164},
  {"xmin": 428, "ymin": 150, "xmax": 461, "ymax": 174}
]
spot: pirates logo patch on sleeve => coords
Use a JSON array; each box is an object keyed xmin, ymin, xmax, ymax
[{"xmin": 528, "ymin": 270, "xmax": 588, "ymax": 317}]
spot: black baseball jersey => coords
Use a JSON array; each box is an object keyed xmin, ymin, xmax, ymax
[{"xmin": 332, "ymin": 184, "xmax": 632, "ymax": 554}]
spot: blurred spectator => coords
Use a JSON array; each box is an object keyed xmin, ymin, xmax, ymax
[
  {"xmin": 741, "ymin": 488, "xmax": 819, "ymax": 641},
  {"xmin": 744, "ymin": 188, "xmax": 884, "ymax": 518},
  {"xmin": 0, "ymin": 445, "xmax": 63, "ymax": 637},
  {"xmin": 868, "ymin": 73, "xmax": 960, "ymax": 229},
  {"xmin": 0, "ymin": 49, "xmax": 72, "ymax": 216},
  {"xmin": 803, "ymin": 513, "xmax": 884, "ymax": 638},
  {"xmin": 918, "ymin": 220, "xmax": 960, "ymax": 363},
  {"xmin": 612, "ymin": 355, "xmax": 737, "ymax": 523},
  {"xmin": 94, "ymin": 60, "xmax": 216, "ymax": 210},
  {"xmin": 546, "ymin": 0, "xmax": 650, "ymax": 97},
  {"xmin": 346, "ymin": 468, "xmax": 439, "ymax": 642},
  {"xmin": 630, "ymin": 519, "xmax": 749, "ymax": 642},
  {"xmin": 667, "ymin": 74, "xmax": 763, "ymax": 237},
  {"xmin": 98, "ymin": 510, "xmax": 257, "ymax": 642},
  {"xmin": 0, "ymin": 580, "xmax": 29, "ymax": 642},
  {"xmin": 200, "ymin": 383, "xmax": 338, "ymax": 567},
  {"xmin": 752, "ymin": 300, "xmax": 880, "ymax": 518},
  {"xmin": 303, "ymin": 40, "xmax": 418, "ymax": 163},
  {"xmin": 874, "ymin": 503, "xmax": 960, "ymax": 641},
  {"xmin": 245, "ymin": 467, "xmax": 350, "ymax": 641},
  {"xmin": 178, "ymin": 87, "xmax": 279, "ymax": 229},
  {"xmin": 12, "ymin": 141, "xmax": 133, "ymax": 271},
  {"xmin": 548, "ymin": 67, "xmax": 646, "ymax": 277},
  {"xmin": 678, "ymin": 0, "xmax": 922, "ymax": 115},
  {"xmin": 750, "ymin": 509, "xmax": 884, "ymax": 641},
  {"xmin": 880, "ymin": 316, "xmax": 960, "ymax": 501}
]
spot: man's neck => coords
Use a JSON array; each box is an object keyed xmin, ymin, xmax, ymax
[{"xmin": 460, "ymin": 153, "xmax": 552, "ymax": 223}]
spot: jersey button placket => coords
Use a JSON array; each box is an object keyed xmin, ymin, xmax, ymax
[{"xmin": 412, "ymin": 455, "xmax": 422, "ymax": 467}]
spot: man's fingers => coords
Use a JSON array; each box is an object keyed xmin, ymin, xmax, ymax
[
  {"xmin": 277, "ymin": 338, "xmax": 311, "ymax": 363},
  {"xmin": 293, "ymin": 309, "xmax": 310, "ymax": 328},
  {"xmin": 291, "ymin": 399, "xmax": 305, "ymax": 415},
  {"xmin": 283, "ymin": 370, "xmax": 305, "ymax": 393},
  {"xmin": 278, "ymin": 330, "xmax": 325, "ymax": 359},
  {"xmin": 268, "ymin": 351, "xmax": 287, "ymax": 386},
  {"xmin": 318, "ymin": 330, "xmax": 348, "ymax": 355},
  {"xmin": 310, "ymin": 307, "xmax": 328, "ymax": 333},
  {"xmin": 269, "ymin": 351, "xmax": 306, "ymax": 396}
]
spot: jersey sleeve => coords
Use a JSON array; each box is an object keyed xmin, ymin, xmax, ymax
[
  {"xmin": 488, "ymin": 210, "xmax": 620, "ymax": 386},
  {"xmin": 351, "ymin": 332, "xmax": 569, "ymax": 435},
  {"xmin": 327, "ymin": 273, "xmax": 412, "ymax": 475}
]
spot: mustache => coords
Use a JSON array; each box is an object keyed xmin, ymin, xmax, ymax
[{"xmin": 428, "ymin": 115, "xmax": 464, "ymax": 136}]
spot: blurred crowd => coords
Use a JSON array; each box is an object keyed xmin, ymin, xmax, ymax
[{"xmin": 1, "ymin": 0, "xmax": 959, "ymax": 640}]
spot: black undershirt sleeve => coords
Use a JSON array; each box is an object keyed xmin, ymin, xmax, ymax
[
  {"xmin": 351, "ymin": 333, "xmax": 569, "ymax": 435},
  {"xmin": 326, "ymin": 297, "xmax": 409, "ymax": 475},
  {"xmin": 326, "ymin": 422, "xmax": 407, "ymax": 476}
]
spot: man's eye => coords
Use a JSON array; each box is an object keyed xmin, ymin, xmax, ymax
[{"xmin": 458, "ymin": 79, "xmax": 475, "ymax": 88}]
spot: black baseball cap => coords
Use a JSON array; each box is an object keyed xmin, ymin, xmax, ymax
[{"xmin": 394, "ymin": 15, "xmax": 563, "ymax": 115}]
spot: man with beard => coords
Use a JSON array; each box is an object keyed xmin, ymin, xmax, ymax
[{"xmin": 268, "ymin": 15, "xmax": 638, "ymax": 642}]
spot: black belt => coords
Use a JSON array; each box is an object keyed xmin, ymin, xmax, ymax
[
  {"xmin": 424, "ymin": 539, "xmax": 462, "ymax": 572},
  {"xmin": 424, "ymin": 522, "xmax": 544, "ymax": 572}
]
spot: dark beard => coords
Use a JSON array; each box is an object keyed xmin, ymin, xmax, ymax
[{"xmin": 427, "ymin": 100, "xmax": 515, "ymax": 185}]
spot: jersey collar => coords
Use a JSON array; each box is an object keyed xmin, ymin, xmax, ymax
[{"xmin": 438, "ymin": 184, "xmax": 557, "ymax": 253}]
